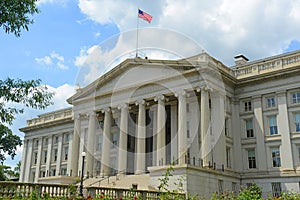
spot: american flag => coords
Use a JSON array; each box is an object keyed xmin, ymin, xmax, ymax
[{"xmin": 138, "ymin": 9, "xmax": 152, "ymax": 23}]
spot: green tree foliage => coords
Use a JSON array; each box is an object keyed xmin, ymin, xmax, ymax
[
  {"xmin": 0, "ymin": 0, "xmax": 40, "ymax": 37},
  {"xmin": 0, "ymin": 78, "xmax": 53, "ymax": 163}
]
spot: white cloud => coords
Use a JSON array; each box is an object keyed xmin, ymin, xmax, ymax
[
  {"xmin": 74, "ymin": 28, "xmax": 203, "ymax": 85},
  {"xmin": 35, "ymin": 56, "xmax": 52, "ymax": 65},
  {"xmin": 77, "ymin": 0, "xmax": 300, "ymax": 67},
  {"xmin": 35, "ymin": 51, "xmax": 69, "ymax": 70}
]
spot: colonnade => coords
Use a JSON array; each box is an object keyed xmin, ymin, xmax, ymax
[{"xmin": 70, "ymin": 87, "xmax": 223, "ymax": 177}]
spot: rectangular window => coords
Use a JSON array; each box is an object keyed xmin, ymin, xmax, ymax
[
  {"xmin": 187, "ymin": 121, "xmax": 190, "ymax": 138},
  {"xmin": 64, "ymin": 133, "xmax": 69, "ymax": 143},
  {"xmin": 112, "ymin": 133, "xmax": 118, "ymax": 148},
  {"xmin": 225, "ymin": 118, "xmax": 229, "ymax": 136},
  {"xmin": 186, "ymin": 103, "xmax": 190, "ymax": 113},
  {"xmin": 64, "ymin": 147, "xmax": 68, "ymax": 160},
  {"xmin": 218, "ymin": 180, "xmax": 224, "ymax": 194},
  {"xmin": 271, "ymin": 182, "xmax": 282, "ymax": 197},
  {"xmin": 226, "ymin": 147, "xmax": 231, "ymax": 168},
  {"xmin": 34, "ymin": 140, "xmax": 39, "ymax": 148},
  {"xmin": 232, "ymin": 182, "xmax": 237, "ymax": 195},
  {"xmin": 97, "ymin": 135, "xmax": 102, "ymax": 151},
  {"xmin": 272, "ymin": 147, "xmax": 281, "ymax": 167},
  {"xmin": 294, "ymin": 114, "xmax": 300, "ymax": 132},
  {"xmin": 298, "ymin": 146, "xmax": 300, "ymax": 164},
  {"xmin": 267, "ymin": 97, "xmax": 276, "ymax": 108},
  {"xmin": 54, "ymin": 136, "xmax": 59, "ymax": 144},
  {"xmin": 45, "ymin": 138, "xmax": 48, "ymax": 145},
  {"xmin": 44, "ymin": 150, "xmax": 47, "ymax": 163},
  {"xmin": 245, "ymin": 101, "xmax": 252, "ymax": 112},
  {"xmin": 53, "ymin": 149, "xmax": 58, "ymax": 162},
  {"xmin": 292, "ymin": 92, "xmax": 300, "ymax": 104},
  {"xmin": 246, "ymin": 119, "xmax": 254, "ymax": 138},
  {"xmin": 61, "ymin": 168, "xmax": 67, "ymax": 176},
  {"xmin": 269, "ymin": 116, "xmax": 278, "ymax": 135},
  {"xmin": 34, "ymin": 152, "xmax": 38, "ymax": 165},
  {"xmin": 247, "ymin": 149, "xmax": 256, "ymax": 169}
]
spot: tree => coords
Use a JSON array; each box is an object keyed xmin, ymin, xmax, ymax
[
  {"xmin": 0, "ymin": 78, "xmax": 53, "ymax": 163},
  {"xmin": 0, "ymin": 0, "xmax": 40, "ymax": 37}
]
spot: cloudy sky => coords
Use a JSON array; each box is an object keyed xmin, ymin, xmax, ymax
[{"xmin": 1, "ymin": 0, "xmax": 300, "ymax": 167}]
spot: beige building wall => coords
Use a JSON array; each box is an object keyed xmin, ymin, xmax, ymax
[{"xmin": 19, "ymin": 50, "xmax": 300, "ymax": 198}]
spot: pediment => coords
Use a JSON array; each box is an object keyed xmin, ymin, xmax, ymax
[{"xmin": 68, "ymin": 57, "xmax": 197, "ymax": 104}]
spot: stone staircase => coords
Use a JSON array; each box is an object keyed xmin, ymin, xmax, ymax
[{"xmin": 83, "ymin": 174, "xmax": 157, "ymax": 191}]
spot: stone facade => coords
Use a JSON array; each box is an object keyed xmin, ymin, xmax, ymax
[{"xmin": 20, "ymin": 50, "xmax": 300, "ymax": 198}]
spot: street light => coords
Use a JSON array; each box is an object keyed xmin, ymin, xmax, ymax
[{"xmin": 79, "ymin": 151, "xmax": 86, "ymax": 197}]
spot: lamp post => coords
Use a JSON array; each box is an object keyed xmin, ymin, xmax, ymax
[{"xmin": 79, "ymin": 151, "xmax": 86, "ymax": 197}]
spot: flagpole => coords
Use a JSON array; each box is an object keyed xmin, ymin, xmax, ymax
[{"xmin": 136, "ymin": 8, "xmax": 140, "ymax": 58}]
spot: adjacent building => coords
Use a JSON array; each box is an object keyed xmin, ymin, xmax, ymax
[{"xmin": 20, "ymin": 50, "xmax": 300, "ymax": 198}]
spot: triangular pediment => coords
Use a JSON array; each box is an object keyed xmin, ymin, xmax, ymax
[{"xmin": 68, "ymin": 57, "xmax": 198, "ymax": 104}]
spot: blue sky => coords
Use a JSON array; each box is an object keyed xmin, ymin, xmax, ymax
[{"xmin": 1, "ymin": 0, "xmax": 300, "ymax": 167}]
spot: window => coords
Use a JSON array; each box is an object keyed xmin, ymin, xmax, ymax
[
  {"xmin": 53, "ymin": 149, "xmax": 58, "ymax": 162},
  {"xmin": 187, "ymin": 121, "xmax": 190, "ymax": 138},
  {"xmin": 269, "ymin": 116, "xmax": 278, "ymax": 135},
  {"xmin": 64, "ymin": 147, "xmax": 68, "ymax": 160},
  {"xmin": 246, "ymin": 119, "xmax": 254, "ymax": 138},
  {"xmin": 247, "ymin": 149, "xmax": 256, "ymax": 169},
  {"xmin": 186, "ymin": 103, "xmax": 190, "ymax": 113},
  {"xmin": 298, "ymin": 146, "xmax": 300, "ymax": 164},
  {"xmin": 33, "ymin": 152, "xmax": 38, "ymax": 165},
  {"xmin": 226, "ymin": 147, "xmax": 231, "ymax": 168},
  {"xmin": 271, "ymin": 182, "xmax": 282, "ymax": 197},
  {"xmin": 34, "ymin": 140, "xmax": 39, "ymax": 148},
  {"xmin": 112, "ymin": 133, "xmax": 118, "ymax": 148},
  {"xmin": 232, "ymin": 182, "xmax": 237, "ymax": 195},
  {"xmin": 245, "ymin": 101, "xmax": 252, "ymax": 112},
  {"xmin": 51, "ymin": 169, "xmax": 56, "ymax": 176},
  {"xmin": 292, "ymin": 92, "xmax": 300, "ymax": 104},
  {"xmin": 294, "ymin": 114, "xmax": 300, "ymax": 132},
  {"xmin": 218, "ymin": 180, "xmax": 224, "ymax": 194},
  {"xmin": 271, "ymin": 147, "xmax": 281, "ymax": 167},
  {"xmin": 61, "ymin": 168, "xmax": 67, "ymax": 176},
  {"xmin": 45, "ymin": 138, "xmax": 48, "ymax": 145},
  {"xmin": 54, "ymin": 136, "xmax": 59, "ymax": 144},
  {"xmin": 225, "ymin": 118, "xmax": 229, "ymax": 136},
  {"xmin": 97, "ymin": 135, "xmax": 102, "ymax": 151},
  {"xmin": 44, "ymin": 150, "xmax": 47, "ymax": 163},
  {"xmin": 64, "ymin": 133, "xmax": 69, "ymax": 143},
  {"xmin": 267, "ymin": 97, "xmax": 276, "ymax": 108}
]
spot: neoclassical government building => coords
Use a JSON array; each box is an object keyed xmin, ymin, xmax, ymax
[{"xmin": 20, "ymin": 50, "xmax": 300, "ymax": 198}]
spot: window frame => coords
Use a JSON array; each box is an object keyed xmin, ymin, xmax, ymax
[
  {"xmin": 269, "ymin": 115, "xmax": 278, "ymax": 135},
  {"xmin": 247, "ymin": 148, "xmax": 257, "ymax": 169},
  {"xmin": 292, "ymin": 92, "xmax": 300, "ymax": 104},
  {"xmin": 271, "ymin": 147, "xmax": 281, "ymax": 167},
  {"xmin": 266, "ymin": 96, "xmax": 276, "ymax": 108},
  {"xmin": 244, "ymin": 101, "xmax": 252, "ymax": 112},
  {"xmin": 245, "ymin": 118, "xmax": 254, "ymax": 138}
]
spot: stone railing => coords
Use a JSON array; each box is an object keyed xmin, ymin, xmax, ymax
[
  {"xmin": 0, "ymin": 182, "xmax": 72, "ymax": 198},
  {"xmin": 233, "ymin": 52, "xmax": 300, "ymax": 79},
  {"xmin": 0, "ymin": 182, "xmax": 184, "ymax": 199},
  {"xmin": 27, "ymin": 108, "xmax": 72, "ymax": 126}
]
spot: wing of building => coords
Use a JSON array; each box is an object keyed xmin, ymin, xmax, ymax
[{"xmin": 19, "ymin": 50, "xmax": 300, "ymax": 198}]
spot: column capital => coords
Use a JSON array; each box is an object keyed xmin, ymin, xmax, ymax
[
  {"xmin": 87, "ymin": 111, "xmax": 96, "ymax": 117},
  {"xmin": 117, "ymin": 103, "xmax": 129, "ymax": 110},
  {"xmin": 203, "ymin": 85, "xmax": 213, "ymax": 92},
  {"xmin": 101, "ymin": 108, "xmax": 111, "ymax": 113},
  {"xmin": 135, "ymin": 99, "xmax": 145, "ymax": 106},
  {"xmin": 174, "ymin": 90, "xmax": 186, "ymax": 98},
  {"xmin": 154, "ymin": 95, "xmax": 165, "ymax": 102}
]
